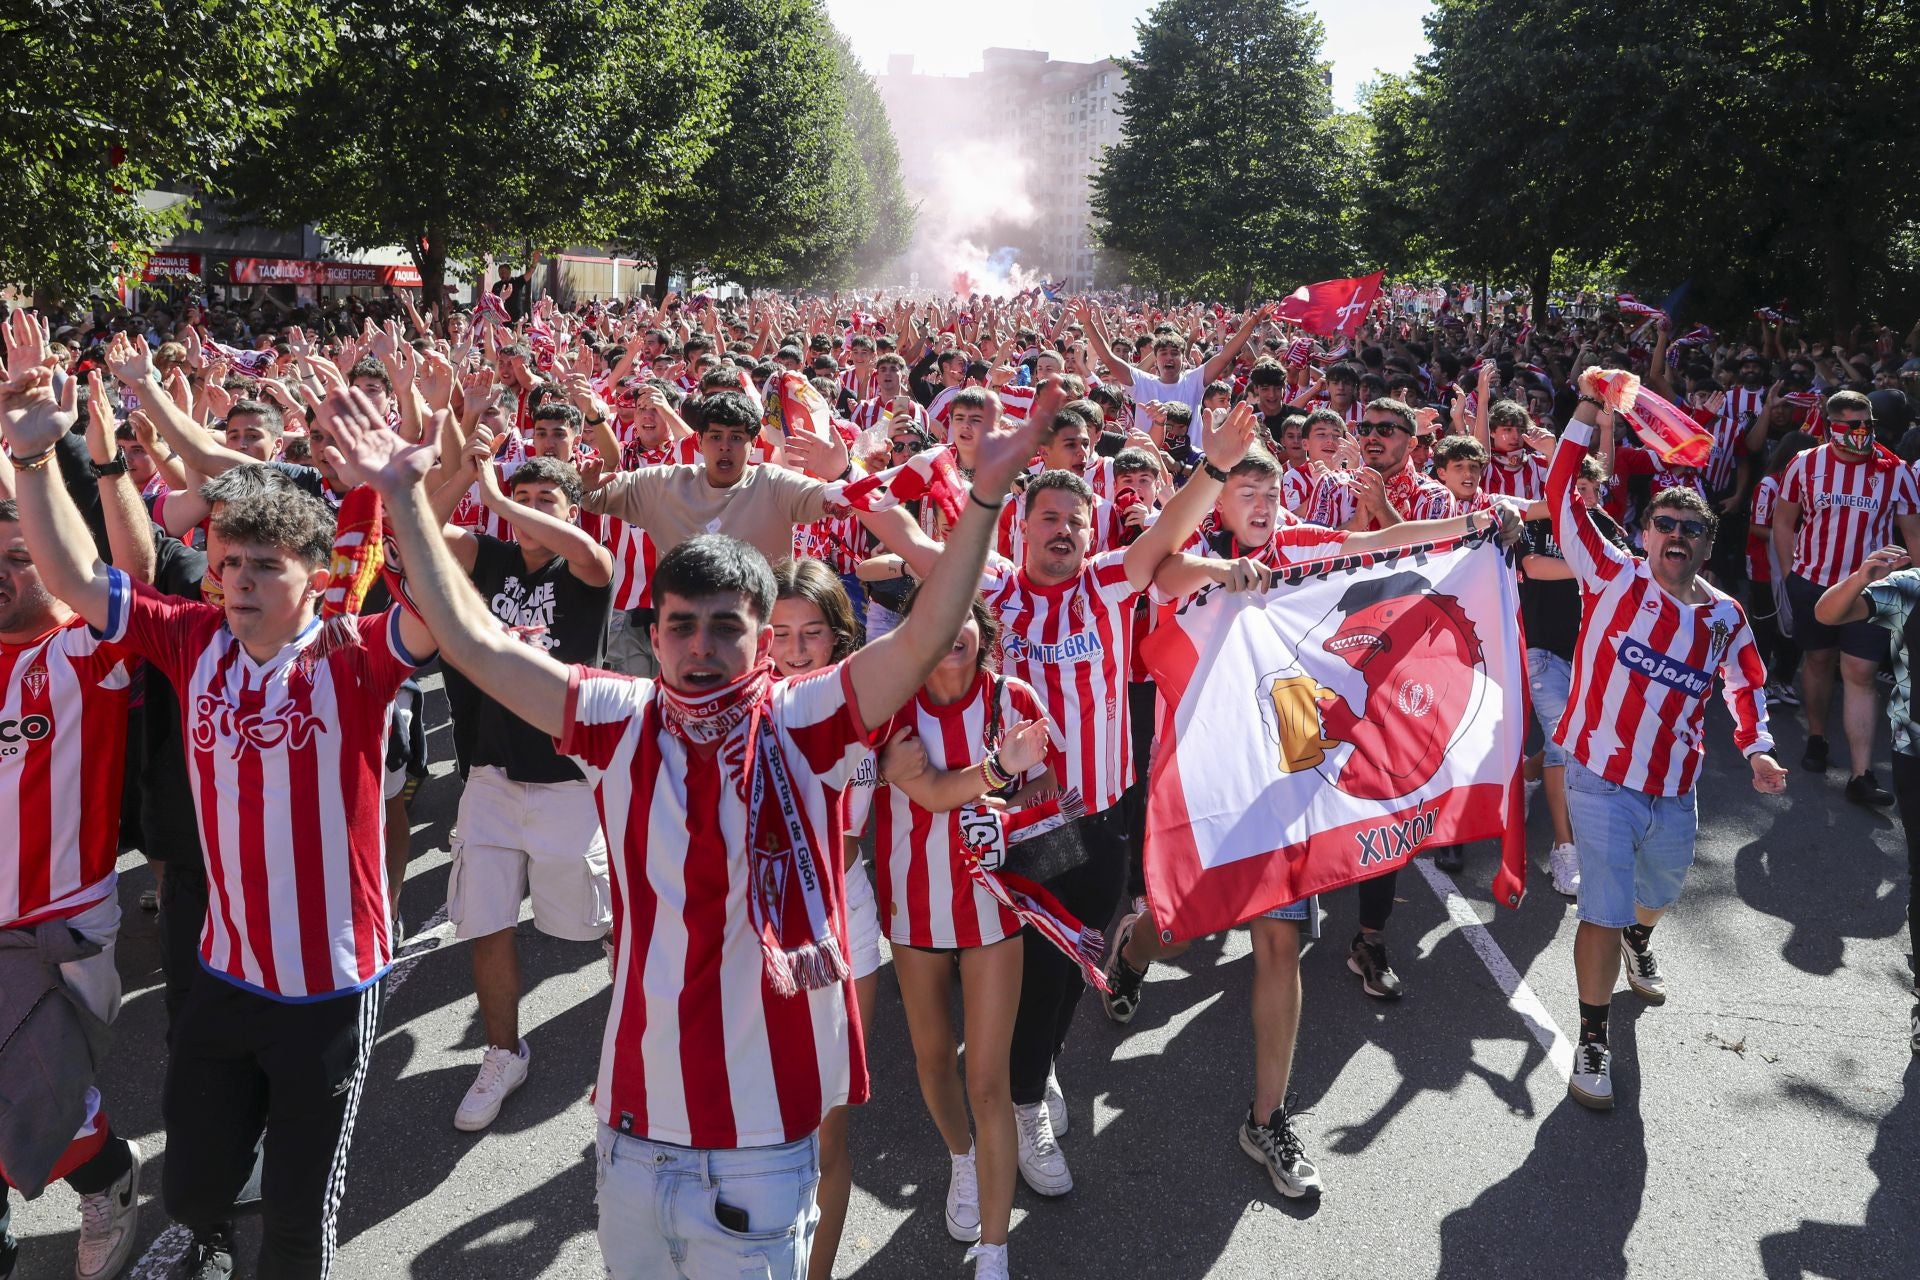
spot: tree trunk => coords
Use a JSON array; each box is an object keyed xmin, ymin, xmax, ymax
[
  {"xmin": 1531, "ymin": 256, "xmax": 1551, "ymax": 327},
  {"xmin": 653, "ymin": 255, "xmax": 674, "ymax": 304},
  {"xmin": 410, "ymin": 230, "xmax": 450, "ymax": 332},
  {"xmin": 1825, "ymin": 221, "xmax": 1858, "ymax": 343}
]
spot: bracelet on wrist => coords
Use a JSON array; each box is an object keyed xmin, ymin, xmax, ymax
[
  {"xmin": 10, "ymin": 445, "xmax": 57, "ymax": 472},
  {"xmin": 969, "ymin": 487, "xmax": 1008, "ymax": 512},
  {"xmin": 1576, "ymin": 393, "xmax": 1605, "ymax": 408}
]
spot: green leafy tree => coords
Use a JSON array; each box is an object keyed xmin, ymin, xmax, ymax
[
  {"xmin": 1092, "ymin": 0, "xmax": 1351, "ymax": 307},
  {"xmin": 0, "ymin": 1, "xmax": 333, "ymax": 297},
  {"xmin": 621, "ymin": 0, "xmax": 862, "ymax": 294},
  {"xmin": 818, "ymin": 28, "xmax": 917, "ymax": 284},
  {"xmin": 228, "ymin": 0, "xmax": 728, "ymax": 308}
]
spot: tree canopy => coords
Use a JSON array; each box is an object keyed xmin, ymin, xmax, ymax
[
  {"xmin": 1092, "ymin": 0, "xmax": 1352, "ymax": 306},
  {"xmin": 0, "ymin": 0, "xmax": 334, "ymax": 297}
]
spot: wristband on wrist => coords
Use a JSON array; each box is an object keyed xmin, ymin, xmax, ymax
[
  {"xmin": 1576, "ymin": 393, "xmax": 1605, "ymax": 408},
  {"xmin": 92, "ymin": 451, "xmax": 129, "ymax": 477},
  {"xmin": 10, "ymin": 445, "xmax": 57, "ymax": 472},
  {"xmin": 969, "ymin": 487, "xmax": 1008, "ymax": 512},
  {"xmin": 1201, "ymin": 459, "xmax": 1231, "ymax": 483}
]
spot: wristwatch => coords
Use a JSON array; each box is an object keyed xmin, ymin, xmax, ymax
[
  {"xmin": 1201, "ymin": 459, "xmax": 1231, "ymax": 483},
  {"xmin": 92, "ymin": 451, "xmax": 129, "ymax": 477},
  {"xmin": 585, "ymin": 414, "xmax": 607, "ymax": 426}
]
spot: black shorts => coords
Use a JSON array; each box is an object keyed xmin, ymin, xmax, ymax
[{"xmin": 1787, "ymin": 573, "xmax": 1890, "ymax": 662}]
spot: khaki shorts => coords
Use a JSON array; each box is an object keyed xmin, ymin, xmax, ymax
[{"xmin": 449, "ymin": 767, "xmax": 612, "ymax": 942}]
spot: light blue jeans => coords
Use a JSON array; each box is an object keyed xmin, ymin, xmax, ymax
[
  {"xmin": 595, "ymin": 1126, "xmax": 819, "ymax": 1280},
  {"xmin": 1527, "ymin": 647, "xmax": 1573, "ymax": 770},
  {"xmin": 1563, "ymin": 758, "xmax": 1698, "ymax": 929}
]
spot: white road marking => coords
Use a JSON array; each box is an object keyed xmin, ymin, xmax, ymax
[{"xmin": 1415, "ymin": 859, "xmax": 1575, "ymax": 1083}]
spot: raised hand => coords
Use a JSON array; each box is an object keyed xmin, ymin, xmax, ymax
[
  {"xmin": 104, "ymin": 332, "xmax": 154, "ymax": 387},
  {"xmin": 317, "ymin": 387, "xmax": 438, "ymax": 497},
  {"xmin": 1522, "ymin": 424, "xmax": 1555, "ymax": 455},
  {"xmin": 996, "ymin": 718, "xmax": 1051, "ymax": 776},
  {"xmin": 86, "ymin": 372, "xmax": 117, "ymax": 460},
  {"xmin": 1202, "ymin": 399, "xmax": 1259, "ymax": 472},
  {"xmin": 1863, "ymin": 545, "xmax": 1910, "ymax": 583},
  {"xmin": 0, "ymin": 363, "xmax": 77, "ymax": 457}
]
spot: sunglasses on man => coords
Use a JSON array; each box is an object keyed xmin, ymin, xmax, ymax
[
  {"xmin": 1649, "ymin": 514, "xmax": 1708, "ymax": 540},
  {"xmin": 1353, "ymin": 420, "xmax": 1407, "ymax": 437}
]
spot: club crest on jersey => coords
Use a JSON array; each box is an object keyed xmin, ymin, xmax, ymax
[
  {"xmin": 1706, "ymin": 618, "xmax": 1733, "ymax": 665},
  {"xmin": 1257, "ymin": 572, "xmax": 1485, "ymax": 803},
  {"xmin": 192, "ymin": 692, "xmax": 326, "ymax": 758},
  {"xmin": 20, "ymin": 661, "xmax": 48, "ymax": 701}
]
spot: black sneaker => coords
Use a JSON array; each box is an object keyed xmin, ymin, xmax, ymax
[
  {"xmin": 1238, "ymin": 1095, "xmax": 1323, "ymax": 1199},
  {"xmin": 1, "ymin": 1232, "xmax": 16, "ymax": 1280},
  {"xmin": 1910, "ymin": 1001, "xmax": 1918, "ymax": 1057},
  {"xmin": 1802, "ymin": 735, "xmax": 1830, "ymax": 774},
  {"xmin": 1100, "ymin": 913, "xmax": 1148, "ymax": 1025},
  {"xmin": 1432, "ymin": 844, "xmax": 1464, "ymax": 874},
  {"xmin": 1347, "ymin": 932, "xmax": 1403, "ymax": 1000},
  {"xmin": 1846, "ymin": 771, "xmax": 1894, "ymax": 806},
  {"xmin": 175, "ymin": 1227, "xmax": 235, "ymax": 1280}
]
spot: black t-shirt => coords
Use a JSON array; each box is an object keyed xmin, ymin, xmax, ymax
[
  {"xmin": 448, "ymin": 534, "xmax": 611, "ymax": 784},
  {"xmin": 268, "ymin": 460, "xmax": 327, "ymax": 503},
  {"xmin": 1519, "ymin": 509, "xmax": 1632, "ymax": 660},
  {"xmin": 138, "ymin": 530, "xmax": 209, "ymax": 860}
]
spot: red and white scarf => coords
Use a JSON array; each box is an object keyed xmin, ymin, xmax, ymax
[
  {"xmin": 957, "ymin": 789, "xmax": 1108, "ymax": 991},
  {"xmin": 656, "ymin": 664, "xmax": 849, "ymax": 997}
]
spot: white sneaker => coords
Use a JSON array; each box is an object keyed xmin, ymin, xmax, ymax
[
  {"xmin": 1044, "ymin": 1066, "xmax": 1067, "ymax": 1137},
  {"xmin": 1014, "ymin": 1100, "xmax": 1072, "ymax": 1196},
  {"xmin": 454, "ymin": 1040, "xmax": 530, "ymax": 1131},
  {"xmin": 1548, "ymin": 843, "xmax": 1581, "ymax": 897},
  {"xmin": 964, "ymin": 1241, "xmax": 1010, "ymax": 1280},
  {"xmin": 944, "ymin": 1146, "xmax": 981, "ymax": 1243},
  {"xmin": 1569, "ymin": 1040, "xmax": 1613, "ymax": 1110},
  {"xmin": 74, "ymin": 1139, "xmax": 141, "ymax": 1280}
]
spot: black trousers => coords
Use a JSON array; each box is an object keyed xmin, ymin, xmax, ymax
[
  {"xmin": 1009, "ymin": 807, "xmax": 1130, "ymax": 1106},
  {"xmin": 163, "ymin": 976, "xmax": 383, "ymax": 1279},
  {"xmin": 1889, "ymin": 752, "xmax": 1920, "ymax": 972},
  {"xmin": 1356, "ymin": 867, "xmax": 1399, "ymax": 933},
  {"xmin": 157, "ymin": 851, "xmax": 210, "ymax": 1032}
]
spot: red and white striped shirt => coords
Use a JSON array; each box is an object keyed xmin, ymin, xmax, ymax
[
  {"xmin": 1780, "ymin": 444, "xmax": 1919, "ymax": 586},
  {"xmin": 849, "ymin": 396, "xmax": 929, "ymax": 434},
  {"xmin": 1548, "ymin": 420, "xmax": 1772, "ymax": 796},
  {"xmin": 102, "ymin": 570, "xmax": 420, "ymax": 998},
  {"xmin": 1308, "ymin": 461, "xmax": 1454, "ymax": 528},
  {"xmin": 1484, "ymin": 453, "xmax": 1548, "ymax": 502},
  {"xmin": 871, "ymin": 674, "xmax": 1052, "ymax": 948},
  {"xmin": 981, "ymin": 551, "xmax": 1140, "ymax": 814},
  {"xmin": 1707, "ymin": 385, "xmax": 1767, "ymax": 493},
  {"xmin": 0, "ymin": 619, "xmax": 132, "ymax": 930},
  {"xmin": 559, "ymin": 663, "xmax": 875, "ymax": 1148},
  {"xmin": 1747, "ymin": 474, "xmax": 1780, "ymax": 583},
  {"xmin": 1281, "ymin": 463, "xmax": 1317, "ymax": 516},
  {"xmin": 837, "ymin": 364, "xmax": 876, "ymax": 402}
]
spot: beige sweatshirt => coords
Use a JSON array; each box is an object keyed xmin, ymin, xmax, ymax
[{"xmin": 581, "ymin": 463, "xmax": 832, "ymax": 566}]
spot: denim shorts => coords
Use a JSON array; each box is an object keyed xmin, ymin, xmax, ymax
[
  {"xmin": 1258, "ymin": 895, "xmax": 1316, "ymax": 925},
  {"xmin": 1526, "ymin": 648, "xmax": 1573, "ymax": 770},
  {"xmin": 1563, "ymin": 757, "xmax": 1699, "ymax": 928},
  {"xmin": 595, "ymin": 1126, "xmax": 820, "ymax": 1280}
]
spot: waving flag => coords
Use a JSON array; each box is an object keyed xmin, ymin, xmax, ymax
[
  {"xmin": 1614, "ymin": 293, "xmax": 1667, "ymax": 320},
  {"xmin": 831, "ymin": 445, "xmax": 968, "ymax": 526},
  {"xmin": 1275, "ymin": 272, "xmax": 1385, "ymax": 337},
  {"xmin": 1141, "ymin": 533, "xmax": 1527, "ymax": 942}
]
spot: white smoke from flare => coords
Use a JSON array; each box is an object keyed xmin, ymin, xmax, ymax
[{"xmin": 909, "ymin": 141, "xmax": 1042, "ymax": 297}]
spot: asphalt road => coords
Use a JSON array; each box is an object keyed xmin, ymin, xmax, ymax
[{"xmin": 8, "ymin": 681, "xmax": 1917, "ymax": 1279}]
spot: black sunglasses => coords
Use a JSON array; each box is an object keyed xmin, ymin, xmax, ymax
[
  {"xmin": 1650, "ymin": 514, "xmax": 1708, "ymax": 540},
  {"xmin": 1353, "ymin": 420, "xmax": 1407, "ymax": 437},
  {"xmin": 1833, "ymin": 418, "xmax": 1874, "ymax": 434}
]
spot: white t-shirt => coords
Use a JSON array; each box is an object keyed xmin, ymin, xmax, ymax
[{"xmin": 1124, "ymin": 363, "xmax": 1209, "ymax": 429}]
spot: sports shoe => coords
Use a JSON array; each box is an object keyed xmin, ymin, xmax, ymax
[
  {"xmin": 1765, "ymin": 680, "xmax": 1801, "ymax": 708},
  {"xmin": 1100, "ymin": 913, "xmax": 1147, "ymax": 1025},
  {"xmin": 1802, "ymin": 735, "xmax": 1829, "ymax": 774},
  {"xmin": 1846, "ymin": 771, "xmax": 1894, "ymax": 806},
  {"xmin": 1238, "ymin": 1097, "xmax": 1323, "ymax": 1199},
  {"xmin": 1909, "ymin": 1001, "xmax": 1918, "ymax": 1056},
  {"xmin": 964, "ymin": 1242, "xmax": 1010, "ymax": 1280},
  {"xmin": 1014, "ymin": 1100, "xmax": 1072, "ymax": 1196},
  {"xmin": 1347, "ymin": 933, "xmax": 1403, "ymax": 1000},
  {"xmin": 1432, "ymin": 844, "xmax": 1464, "ymax": 874},
  {"xmin": 1, "ymin": 1233, "xmax": 15, "ymax": 1280},
  {"xmin": 454, "ymin": 1040, "xmax": 530, "ymax": 1131},
  {"xmin": 1044, "ymin": 1066, "xmax": 1067, "ymax": 1137},
  {"xmin": 175, "ymin": 1228, "xmax": 235, "ymax": 1280},
  {"xmin": 74, "ymin": 1139, "xmax": 141, "ymax": 1280},
  {"xmin": 1620, "ymin": 937, "xmax": 1667, "ymax": 1004},
  {"xmin": 1569, "ymin": 1040, "xmax": 1613, "ymax": 1110},
  {"xmin": 1549, "ymin": 842, "xmax": 1581, "ymax": 897},
  {"xmin": 944, "ymin": 1146, "xmax": 981, "ymax": 1243}
]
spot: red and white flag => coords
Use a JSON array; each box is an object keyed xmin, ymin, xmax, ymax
[
  {"xmin": 1615, "ymin": 293, "xmax": 1667, "ymax": 320},
  {"xmin": 831, "ymin": 445, "xmax": 968, "ymax": 526},
  {"xmin": 1141, "ymin": 533, "xmax": 1528, "ymax": 941},
  {"xmin": 1275, "ymin": 272, "xmax": 1384, "ymax": 337}
]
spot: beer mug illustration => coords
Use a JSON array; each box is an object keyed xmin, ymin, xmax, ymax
[{"xmin": 1267, "ymin": 673, "xmax": 1340, "ymax": 773}]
